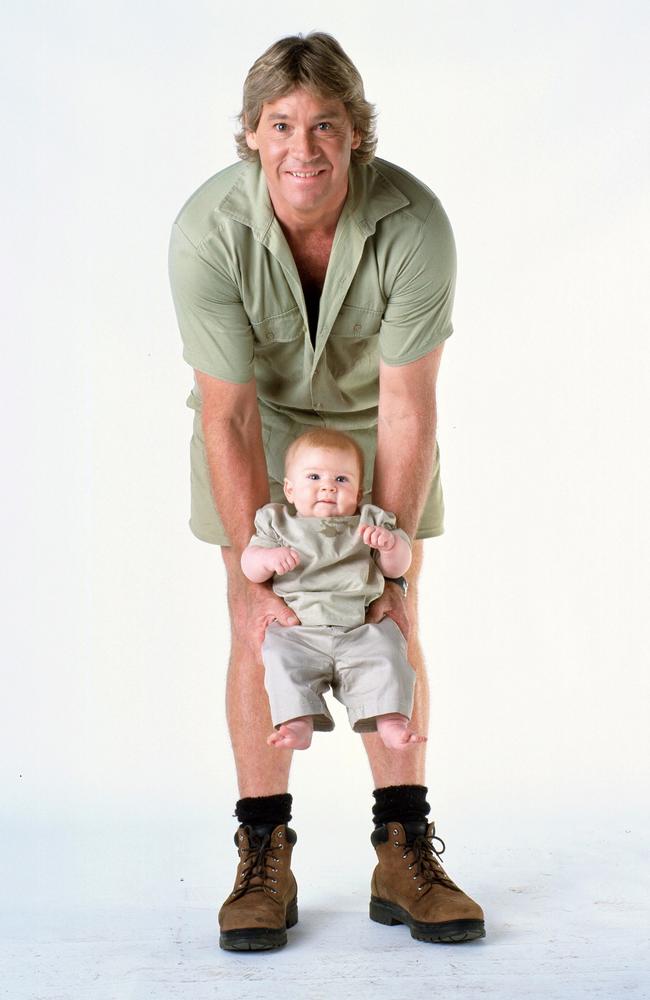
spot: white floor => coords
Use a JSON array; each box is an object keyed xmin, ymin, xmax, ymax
[{"xmin": 2, "ymin": 818, "xmax": 648, "ymax": 1000}]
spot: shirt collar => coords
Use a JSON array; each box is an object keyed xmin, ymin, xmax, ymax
[{"xmin": 217, "ymin": 157, "xmax": 409, "ymax": 240}]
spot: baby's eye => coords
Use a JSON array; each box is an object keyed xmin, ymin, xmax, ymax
[
  {"xmin": 307, "ymin": 473, "xmax": 320, "ymax": 480},
  {"xmin": 336, "ymin": 476, "xmax": 349, "ymax": 483}
]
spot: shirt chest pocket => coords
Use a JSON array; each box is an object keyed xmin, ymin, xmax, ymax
[
  {"xmin": 251, "ymin": 306, "xmax": 305, "ymax": 348},
  {"xmin": 328, "ymin": 305, "xmax": 382, "ymax": 339}
]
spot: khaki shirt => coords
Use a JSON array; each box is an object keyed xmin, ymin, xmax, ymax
[
  {"xmin": 249, "ymin": 502, "xmax": 411, "ymax": 626},
  {"xmin": 169, "ymin": 157, "xmax": 456, "ymax": 543}
]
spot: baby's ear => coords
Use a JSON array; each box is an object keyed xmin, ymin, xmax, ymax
[{"xmin": 283, "ymin": 477, "xmax": 294, "ymax": 502}]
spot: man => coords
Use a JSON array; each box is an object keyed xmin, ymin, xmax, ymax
[{"xmin": 169, "ymin": 32, "xmax": 485, "ymax": 950}]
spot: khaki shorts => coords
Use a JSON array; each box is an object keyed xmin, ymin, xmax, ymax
[
  {"xmin": 187, "ymin": 409, "xmax": 445, "ymax": 544},
  {"xmin": 261, "ymin": 618, "xmax": 416, "ymax": 734}
]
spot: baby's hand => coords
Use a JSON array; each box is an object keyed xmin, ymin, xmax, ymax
[
  {"xmin": 358, "ymin": 523, "xmax": 396, "ymax": 551},
  {"xmin": 265, "ymin": 546, "xmax": 301, "ymax": 576}
]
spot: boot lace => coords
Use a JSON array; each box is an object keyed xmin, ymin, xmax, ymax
[
  {"xmin": 396, "ymin": 826, "xmax": 460, "ymax": 897},
  {"xmin": 230, "ymin": 827, "xmax": 282, "ymax": 901}
]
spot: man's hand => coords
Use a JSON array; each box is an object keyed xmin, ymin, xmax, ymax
[
  {"xmin": 365, "ymin": 582, "xmax": 410, "ymax": 641},
  {"xmin": 263, "ymin": 546, "xmax": 301, "ymax": 576},
  {"xmin": 243, "ymin": 579, "xmax": 302, "ymax": 649},
  {"xmin": 358, "ymin": 523, "xmax": 396, "ymax": 552}
]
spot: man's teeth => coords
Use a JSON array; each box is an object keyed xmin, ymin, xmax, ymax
[{"xmin": 290, "ymin": 171, "xmax": 321, "ymax": 177}]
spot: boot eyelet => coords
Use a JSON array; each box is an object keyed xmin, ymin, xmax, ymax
[
  {"xmin": 393, "ymin": 829, "xmax": 399, "ymax": 835},
  {"xmin": 408, "ymin": 864, "xmax": 413, "ymax": 870},
  {"xmin": 412, "ymin": 875, "xmax": 417, "ymax": 880},
  {"xmin": 278, "ymin": 832, "xmax": 283, "ymax": 837},
  {"xmin": 393, "ymin": 842, "xmax": 400, "ymax": 847},
  {"xmin": 270, "ymin": 888, "xmax": 277, "ymax": 893}
]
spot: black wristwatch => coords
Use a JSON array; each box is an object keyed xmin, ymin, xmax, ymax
[{"xmin": 384, "ymin": 576, "xmax": 408, "ymax": 598}]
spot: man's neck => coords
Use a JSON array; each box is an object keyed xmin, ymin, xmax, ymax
[{"xmin": 268, "ymin": 187, "xmax": 349, "ymax": 244}]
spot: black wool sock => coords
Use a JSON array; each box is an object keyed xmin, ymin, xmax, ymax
[
  {"xmin": 372, "ymin": 784, "xmax": 430, "ymax": 828},
  {"xmin": 235, "ymin": 793, "xmax": 293, "ymax": 829}
]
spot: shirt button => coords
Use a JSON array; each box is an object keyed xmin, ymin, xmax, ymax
[
  {"xmin": 353, "ymin": 323, "xmax": 362, "ymax": 334},
  {"xmin": 265, "ymin": 330, "xmax": 275, "ymax": 342}
]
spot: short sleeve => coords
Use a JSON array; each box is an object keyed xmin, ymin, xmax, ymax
[
  {"xmin": 379, "ymin": 198, "xmax": 456, "ymax": 366},
  {"xmin": 359, "ymin": 504, "xmax": 412, "ymax": 550},
  {"xmin": 247, "ymin": 505, "xmax": 283, "ymax": 549},
  {"xmin": 168, "ymin": 222, "xmax": 254, "ymax": 383}
]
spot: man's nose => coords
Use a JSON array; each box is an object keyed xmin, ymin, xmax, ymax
[{"xmin": 290, "ymin": 128, "xmax": 319, "ymax": 161}]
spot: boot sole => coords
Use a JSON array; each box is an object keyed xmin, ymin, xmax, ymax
[
  {"xmin": 370, "ymin": 896, "xmax": 485, "ymax": 944},
  {"xmin": 219, "ymin": 897, "xmax": 298, "ymax": 951}
]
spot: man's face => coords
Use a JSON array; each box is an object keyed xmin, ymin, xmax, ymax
[
  {"xmin": 284, "ymin": 445, "xmax": 363, "ymax": 517},
  {"xmin": 245, "ymin": 87, "xmax": 361, "ymax": 223}
]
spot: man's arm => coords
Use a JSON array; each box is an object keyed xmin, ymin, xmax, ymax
[
  {"xmin": 371, "ymin": 344, "xmax": 444, "ymax": 540},
  {"xmin": 194, "ymin": 369, "xmax": 271, "ymax": 556},
  {"xmin": 194, "ymin": 369, "xmax": 301, "ymax": 636}
]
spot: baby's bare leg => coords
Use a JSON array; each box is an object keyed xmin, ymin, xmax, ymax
[
  {"xmin": 375, "ymin": 712, "xmax": 427, "ymax": 750},
  {"xmin": 268, "ymin": 716, "xmax": 314, "ymax": 750}
]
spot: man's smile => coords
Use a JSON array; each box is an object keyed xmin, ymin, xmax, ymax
[{"xmin": 285, "ymin": 169, "xmax": 327, "ymax": 179}]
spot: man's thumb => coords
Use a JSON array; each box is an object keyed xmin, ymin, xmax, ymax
[{"xmin": 276, "ymin": 609, "xmax": 301, "ymax": 627}]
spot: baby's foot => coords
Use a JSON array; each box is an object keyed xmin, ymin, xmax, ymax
[
  {"xmin": 376, "ymin": 713, "xmax": 428, "ymax": 750},
  {"xmin": 267, "ymin": 717, "xmax": 313, "ymax": 750}
]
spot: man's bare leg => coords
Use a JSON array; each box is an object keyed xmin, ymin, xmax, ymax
[
  {"xmin": 364, "ymin": 542, "xmax": 486, "ymax": 941},
  {"xmin": 362, "ymin": 541, "xmax": 429, "ymax": 786},
  {"xmin": 221, "ymin": 546, "xmax": 293, "ymax": 797}
]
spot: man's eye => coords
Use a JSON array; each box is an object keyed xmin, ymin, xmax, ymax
[
  {"xmin": 317, "ymin": 122, "xmax": 331, "ymax": 131},
  {"xmin": 274, "ymin": 123, "xmax": 288, "ymax": 132}
]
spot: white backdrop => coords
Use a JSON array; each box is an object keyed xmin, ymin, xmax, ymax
[{"xmin": 2, "ymin": 1, "xmax": 649, "ymax": 994}]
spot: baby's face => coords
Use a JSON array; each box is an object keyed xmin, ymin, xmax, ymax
[{"xmin": 284, "ymin": 445, "xmax": 363, "ymax": 517}]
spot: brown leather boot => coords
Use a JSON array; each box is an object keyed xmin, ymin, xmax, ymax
[
  {"xmin": 370, "ymin": 820, "xmax": 485, "ymax": 943},
  {"xmin": 218, "ymin": 822, "xmax": 298, "ymax": 951}
]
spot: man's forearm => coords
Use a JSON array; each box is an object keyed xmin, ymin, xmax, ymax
[
  {"xmin": 372, "ymin": 409, "xmax": 437, "ymax": 540},
  {"xmin": 201, "ymin": 408, "xmax": 270, "ymax": 554}
]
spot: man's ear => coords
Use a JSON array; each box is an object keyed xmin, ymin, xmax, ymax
[
  {"xmin": 284, "ymin": 477, "xmax": 294, "ymax": 503},
  {"xmin": 245, "ymin": 128, "xmax": 259, "ymax": 151},
  {"xmin": 351, "ymin": 128, "xmax": 361, "ymax": 151}
]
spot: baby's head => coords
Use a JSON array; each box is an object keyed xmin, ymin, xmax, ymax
[{"xmin": 283, "ymin": 429, "xmax": 365, "ymax": 517}]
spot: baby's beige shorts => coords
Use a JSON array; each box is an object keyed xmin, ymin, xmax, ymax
[{"xmin": 262, "ymin": 617, "xmax": 415, "ymax": 734}]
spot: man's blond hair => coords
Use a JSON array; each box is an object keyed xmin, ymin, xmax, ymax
[
  {"xmin": 284, "ymin": 428, "xmax": 365, "ymax": 484},
  {"xmin": 235, "ymin": 32, "xmax": 377, "ymax": 165}
]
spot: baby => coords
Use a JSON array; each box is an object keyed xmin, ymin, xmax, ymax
[{"xmin": 240, "ymin": 428, "xmax": 426, "ymax": 751}]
